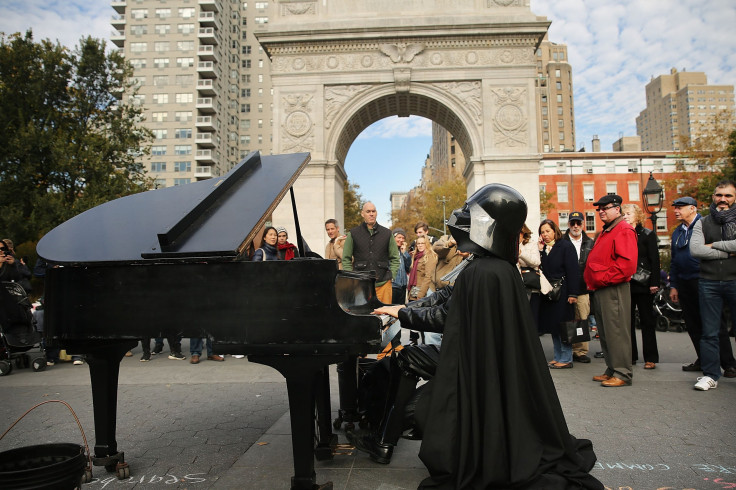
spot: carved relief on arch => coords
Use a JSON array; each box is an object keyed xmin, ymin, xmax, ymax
[
  {"xmin": 491, "ymin": 87, "xmax": 528, "ymax": 148},
  {"xmin": 433, "ymin": 81, "xmax": 483, "ymax": 125},
  {"xmin": 487, "ymin": 0, "xmax": 524, "ymax": 6},
  {"xmin": 281, "ymin": 93, "xmax": 315, "ymax": 153},
  {"xmin": 324, "ymin": 84, "xmax": 373, "ymax": 129}
]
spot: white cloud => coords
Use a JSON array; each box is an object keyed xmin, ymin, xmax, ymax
[
  {"xmin": 532, "ymin": 0, "xmax": 736, "ymax": 150},
  {"xmin": 356, "ymin": 115, "xmax": 433, "ymax": 140}
]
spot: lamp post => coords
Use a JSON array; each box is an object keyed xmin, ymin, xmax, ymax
[
  {"xmin": 437, "ymin": 195, "xmax": 449, "ymax": 235},
  {"xmin": 642, "ymin": 171, "xmax": 664, "ymax": 232}
]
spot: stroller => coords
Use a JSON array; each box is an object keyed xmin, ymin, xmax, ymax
[
  {"xmin": 653, "ymin": 284, "xmax": 685, "ymax": 332},
  {"xmin": 0, "ymin": 282, "xmax": 47, "ymax": 375}
]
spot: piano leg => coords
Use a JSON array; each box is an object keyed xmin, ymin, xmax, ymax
[
  {"xmin": 314, "ymin": 365, "xmax": 337, "ymax": 461},
  {"xmin": 334, "ymin": 356, "xmax": 360, "ymax": 430},
  {"xmin": 83, "ymin": 341, "xmax": 137, "ymax": 479},
  {"xmin": 249, "ymin": 355, "xmax": 341, "ymax": 490}
]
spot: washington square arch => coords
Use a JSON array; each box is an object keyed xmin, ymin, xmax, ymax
[{"xmin": 257, "ymin": 0, "xmax": 549, "ymax": 251}]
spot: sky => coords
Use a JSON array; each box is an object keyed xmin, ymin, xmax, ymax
[{"xmin": 1, "ymin": 0, "xmax": 735, "ymax": 223}]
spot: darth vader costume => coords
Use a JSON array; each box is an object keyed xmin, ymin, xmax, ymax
[{"xmin": 415, "ymin": 184, "xmax": 603, "ymax": 489}]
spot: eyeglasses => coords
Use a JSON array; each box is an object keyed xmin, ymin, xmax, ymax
[
  {"xmin": 596, "ymin": 205, "xmax": 617, "ymax": 212},
  {"xmin": 714, "ymin": 193, "xmax": 735, "ymax": 199},
  {"xmin": 569, "ymin": 221, "xmax": 583, "ymax": 226}
]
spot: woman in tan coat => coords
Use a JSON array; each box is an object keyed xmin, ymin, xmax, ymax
[{"xmin": 407, "ymin": 236, "xmax": 438, "ymax": 301}]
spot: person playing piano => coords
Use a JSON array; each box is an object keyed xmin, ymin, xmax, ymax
[{"xmin": 252, "ymin": 226, "xmax": 280, "ymax": 261}]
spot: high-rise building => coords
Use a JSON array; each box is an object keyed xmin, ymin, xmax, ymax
[
  {"xmin": 636, "ymin": 68, "xmax": 735, "ymax": 151},
  {"xmin": 111, "ymin": 0, "xmax": 274, "ymax": 188},
  {"xmin": 535, "ymin": 34, "xmax": 576, "ymax": 153},
  {"xmin": 429, "ymin": 123, "xmax": 466, "ymax": 182}
]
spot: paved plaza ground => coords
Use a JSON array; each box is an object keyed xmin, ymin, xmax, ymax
[{"xmin": 0, "ymin": 329, "xmax": 734, "ymax": 489}]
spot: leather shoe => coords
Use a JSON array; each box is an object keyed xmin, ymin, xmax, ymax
[
  {"xmin": 594, "ymin": 351, "xmax": 604, "ymax": 358},
  {"xmin": 573, "ymin": 354, "xmax": 591, "ymax": 363},
  {"xmin": 682, "ymin": 362, "xmax": 701, "ymax": 372},
  {"xmin": 723, "ymin": 366, "xmax": 736, "ymax": 378},
  {"xmin": 601, "ymin": 377, "xmax": 631, "ymax": 387},
  {"xmin": 592, "ymin": 374, "xmax": 611, "ymax": 382},
  {"xmin": 401, "ymin": 428, "xmax": 423, "ymax": 441},
  {"xmin": 207, "ymin": 355, "xmax": 225, "ymax": 362},
  {"xmin": 347, "ymin": 432, "xmax": 393, "ymax": 464},
  {"xmin": 190, "ymin": 354, "xmax": 200, "ymax": 364},
  {"xmin": 550, "ymin": 362, "xmax": 572, "ymax": 369},
  {"xmin": 644, "ymin": 362, "xmax": 656, "ymax": 369}
]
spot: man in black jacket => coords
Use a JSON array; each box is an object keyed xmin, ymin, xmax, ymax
[{"xmin": 563, "ymin": 211, "xmax": 595, "ymax": 363}]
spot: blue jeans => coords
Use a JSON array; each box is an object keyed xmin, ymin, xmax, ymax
[
  {"xmin": 552, "ymin": 333, "xmax": 573, "ymax": 363},
  {"xmin": 699, "ymin": 279, "xmax": 736, "ymax": 381},
  {"xmin": 190, "ymin": 337, "xmax": 213, "ymax": 357}
]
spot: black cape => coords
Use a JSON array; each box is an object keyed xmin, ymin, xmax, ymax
[{"xmin": 416, "ymin": 256, "xmax": 603, "ymax": 489}]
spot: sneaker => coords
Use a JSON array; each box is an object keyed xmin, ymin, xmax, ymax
[
  {"xmin": 46, "ymin": 361, "xmax": 55, "ymax": 366},
  {"xmin": 168, "ymin": 352, "xmax": 186, "ymax": 360},
  {"xmin": 232, "ymin": 354, "xmax": 245, "ymax": 359},
  {"xmin": 694, "ymin": 376, "xmax": 717, "ymax": 391},
  {"xmin": 73, "ymin": 359, "xmax": 84, "ymax": 365},
  {"xmin": 152, "ymin": 345, "xmax": 164, "ymax": 355},
  {"xmin": 140, "ymin": 353, "xmax": 151, "ymax": 362}
]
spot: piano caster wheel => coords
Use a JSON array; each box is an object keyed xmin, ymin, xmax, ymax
[
  {"xmin": 82, "ymin": 468, "xmax": 94, "ymax": 484},
  {"xmin": 0, "ymin": 360, "xmax": 12, "ymax": 376},
  {"xmin": 332, "ymin": 417, "xmax": 343, "ymax": 431},
  {"xmin": 344, "ymin": 422, "xmax": 355, "ymax": 431},
  {"xmin": 114, "ymin": 463, "xmax": 130, "ymax": 480}
]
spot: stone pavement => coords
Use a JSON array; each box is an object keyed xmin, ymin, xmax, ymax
[{"xmin": 1, "ymin": 331, "xmax": 734, "ymax": 490}]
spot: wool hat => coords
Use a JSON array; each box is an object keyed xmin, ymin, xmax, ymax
[
  {"xmin": 392, "ymin": 228, "xmax": 406, "ymax": 238},
  {"xmin": 275, "ymin": 226, "xmax": 287, "ymax": 235},
  {"xmin": 672, "ymin": 196, "xmax": 697, "ymax": 207},
  {"xmin": 592, "ymin": 194, "xmax": 623, "ymax": 207}
]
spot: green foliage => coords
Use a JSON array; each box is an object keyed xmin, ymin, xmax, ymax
[
  {"xmin": 540, "ymin": 188, "xmax": 556, "ymax": 214},
  {"xmin": 391, "ymin": 176, "xmax": 467, "ymax": 241},
  {"xmin": 0, "ymin": 31, "xmax": 153, "ymax": 244},
  {"xmin": 343, "ymin": 179, "xmax": 364, "ymax": 230}
]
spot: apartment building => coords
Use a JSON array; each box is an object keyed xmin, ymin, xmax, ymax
[
  {"xmin": 111, "ymin": 0, "xmax": 274, "ymax": 188},
  {"xmin": 535, "ymin": 34, "xmax": 576, "ymax": 153},
  {"xmin": 636, "ymin": 68, "xmax": 734, "ymax": 151}
]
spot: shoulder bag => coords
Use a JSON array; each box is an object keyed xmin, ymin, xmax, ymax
[
  {"xmin": 544, "ymin": 276, "xmax": 564, "ymax": 302},
  {"xmin": 519, "ymin": 267, "xmax": 542, "ymax": 291},
  {"xmin": 631, "ymin": 266, "xmax": 651, "ymax": 286}
]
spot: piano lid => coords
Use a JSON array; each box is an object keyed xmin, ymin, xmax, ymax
[{"xmin": 37, "ymin": 151, "xmax": 311, "ymax": 265}]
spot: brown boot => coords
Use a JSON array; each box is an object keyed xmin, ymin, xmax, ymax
[{"xmin": 190, "ymin": 354, "xmax": 200, "ymax": 364}]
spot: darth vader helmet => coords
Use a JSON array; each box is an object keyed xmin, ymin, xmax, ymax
[
  {"xmin": 452, "ymin": 183, "xmax": 527, "ymax": 263},
  {"xmin": 447, "ymin": 207, "xmax": 486, "ymax": 256}
]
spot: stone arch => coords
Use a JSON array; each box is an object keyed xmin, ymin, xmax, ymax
[{"xmin": 327, "ymin": 85, "xmax": 479, "ymax": 168}]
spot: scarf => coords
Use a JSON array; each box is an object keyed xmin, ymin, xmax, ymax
[
  {"xmin": 709, "ymin": 202, "xmax": 736, "ymax": 240},
  {"xmin": 278, "ymin": 242, "xmax": 297, "ymax": 261},
  {"xmin": 408, "ymin": 250, "xmax": 425, "ymax": 287}
]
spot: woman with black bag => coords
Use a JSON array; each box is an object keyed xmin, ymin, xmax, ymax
[
  {"xmin": 538, "ymin": 219, "xmax": 579, "ymax": 368},
  {"xmin": 622, "ymin": 204, "xmax": 660, "ymax": 369},
  {"xmin": 518, "ymin": 223, "xmax": 542, "ymax": 329}
]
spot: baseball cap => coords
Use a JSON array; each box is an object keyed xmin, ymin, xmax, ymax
[
  {"xmin": 568, "ymin": 211, "xmax": 584, "ymax": 222},
  {"xmin": 671, "ymin": 196, "xmax": 697, "ymax": 207},
  {"xmin": 593, "ymin": 194, "xmax": 623, "ymax": 207}
]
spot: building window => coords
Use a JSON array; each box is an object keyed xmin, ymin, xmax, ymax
[
  {"xmin": 606, "ymin": 183, "xmax": 617, "ymax": 195},
  {"xmin": 586, "ymin": 212, "xmax": 596, "ymax": 232},
  {"xmin": 178, "ymin": 7, "xmax": 195, "ymax": 18},
  {"xmin": 154, "ymin": 42, "xmax": 169, "ymax": 52},
  {"xmin": 556, "ymin": 94, "xmax": 562, "ymax": 103},
  {"xmin": 151, "ymin": 145, "xmax": 167, "ymax": 156},
  {"xmin": 254, "ymin": 17, "xmax": 269, "ymax": 24},
  {"xmin": 177, "ymin": 41, "xmax": 194, "ymax": 51},
  {"xmin": 583, "ymin": 161, "xmax": 593, "ymax": 174},
  {"xmin": 605, "ymin": 161, "xmax": 615, "ymax": 173},
  {"xmin": 153, "ymin": 58, "xmax": 169, "ymax": 68},
  {"xmin": 155, "ymin": 8, "xmax": 171, "ymax": 18},
  {"xmin": 583, "ymin": 183, "xmax": 594, "ymax": 202},
  {"xmin": 153, "ymin": 129, "xmax": 168, "ymax": 139},
  {"xmin": 174, "ymin": 145, "xmax": 192, "ymax": 155},
  {"xmin": 130, "ymin": 9, "xmax": 148, "ymax": 19},
  {"xmin": 175, "ymin": 111, "xmax": 192, "ymax": 122},
  {"xmin": 152, "ymin": 93, "xmax": 169, "ymax": 104},
  {"xmin": 130, "ymin": 58, "xmax": 147, "ymax": 69},
  {"xmin": 174, "ymin": 178, "xmax": 191, "ymax": 186},
  {"xmin": 174, "ymin": 128, "xmax": 192, "ymax": 139},
  {"xmin": 628, "ymin": 182, "xmax": 640, "ymax": 202},
  {"xmin": 155, "ymin": 179, "xmax": 167, "ymax": 188},
  {"xmin": 130, "ymin": 42, "xmax": 147, "ymax": 53},
  {"xmin": 154, "ymin": 24, "xmax": 170, "ymax": 35},
  {"xmin": 178, "ymin": 23, "xmax": 195, "ymax": 34},
  {"xmin": 241, "ymin": 88, "xmax": 251, "ymax": 97},
  {"xmin": 241, "ymin": 119, "xmax": 251, "ymax": 129},
  {"xmin": 558, "ymin": 212, "xmax": 569, "ymax": 232},
  {"xmin": 151, "ymin": 162, "xmax": 166, "ymax": 172},
  {"xmin": 176, "ymin": 57, "xmax": 194, "ymax": 67},
  {"xmin": 153, "ymin": 75, "xmax": 168, "ymax": 86},
  {"xmin": 151, "ymin": 112, "xmax": 168, "ymax": 122},
  {"xmin": 175, "ymin": 74, "xmax": 193, "ymax": 86},
  {"xmin": 241, "ymin": 103, "xmax": 251, "ymax": 113},
  {"xmin": 656, "ymin": 211, "xmax": 667, "ymax": 232},
  {"xmin": 627, "ymin": 161, "xmax": 638, "ymax": 173},
  {"xmin": 175, "ymin": 93, "xmax": 193, "ymax": 103},
  {"xmin": 555, "ymin": 69, "xmax": 561, "ymax": 77},
  {"xmin": 557, "ymin": 183, "xmax": 568, "ymax": 203},
  {"xmin": 174, "ymin": 161, "xmax": 191, "ymax": 172},
  {"xmin": 556, "ymin": 81, "xmax": 562, "ymax": 90},
  {"xmin": 242, "ymin": 45, "xmax": 252, "ymax": 55},
  {"xmin": 242, "ymin": 59, "xmax": 251, "ymax": 69},
  {"xmin": 556, "ymin": 162, "xmax": 566, "ymax": 174},
  {"xmin": 131, "ymin": 24, "xmax": 148, "ymax": 35},
  {"xmin": 653, "ymin": 160, "xmax": 664, "ymax": 172}
]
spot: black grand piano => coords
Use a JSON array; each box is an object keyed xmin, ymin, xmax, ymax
[{"xmin": 36, "ymin": 151, "xmax": 398, "ymax": 490}]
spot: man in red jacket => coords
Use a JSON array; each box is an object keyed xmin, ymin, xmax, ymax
[{"xmin": 584, "ymin": 194, "xmax": 638, "ymax": 387}]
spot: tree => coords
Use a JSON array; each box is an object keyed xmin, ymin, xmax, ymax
[
  {"xmin": 391, "ymin": 176, "xmax": 466, "ymax": 241},
  {"xmin": 343, "ymin": 179, "xmax": 364, "ymax": 230},
  {"xmin": 662, "ymin": 110, "xmax": 736, "ymax": 208},
  {"xmin": 0, "ymin": 31, "xmax": 153, "ymax": 245},
  {"xmin": 540, "ymin": 187, "xmax": 556, "ymax": 215}
]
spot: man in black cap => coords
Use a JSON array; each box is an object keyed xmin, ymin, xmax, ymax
[
  {"xmin": 669, "ymin": 196, "xmax": 736, "ymax": 378},
  {"xmin": 563, "ymin": 211, "xmax": 595, "ymax": 363},
  {"xmin": 583, "ymin": 194, "xmax": 638, "ymax": 387}
]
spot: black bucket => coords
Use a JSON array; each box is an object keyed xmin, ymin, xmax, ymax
[{"xmin": 0, "ymin": 443, "xmax": 86, "ymax": 489}]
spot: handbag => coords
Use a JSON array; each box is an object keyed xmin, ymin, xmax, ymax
[
  {"xmin": 520, "ymin": 267, "xmax": 541, "ymax": 291},
  {"xmin": 544, "ymin": 276, "xmax": 564, "ymax": 302},
  {"xmin": 409, "ymin": 285, "xmax": 421, "ymax": 298},
  {"xmin": 631, "ymin": 266, "xmax": 651, "ymax": 286},
  {"xmin": 559, "ymin": 319, "xmax": 591, "ymax": 345}
]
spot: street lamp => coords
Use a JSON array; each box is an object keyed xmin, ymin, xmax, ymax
[
  {"xmin": 642, "ymin": 171, "xmax": 664, "ymax": 232},
  {"xmin": 437, "ymin": 195, "xmax": 449, "ymax": 235}
]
